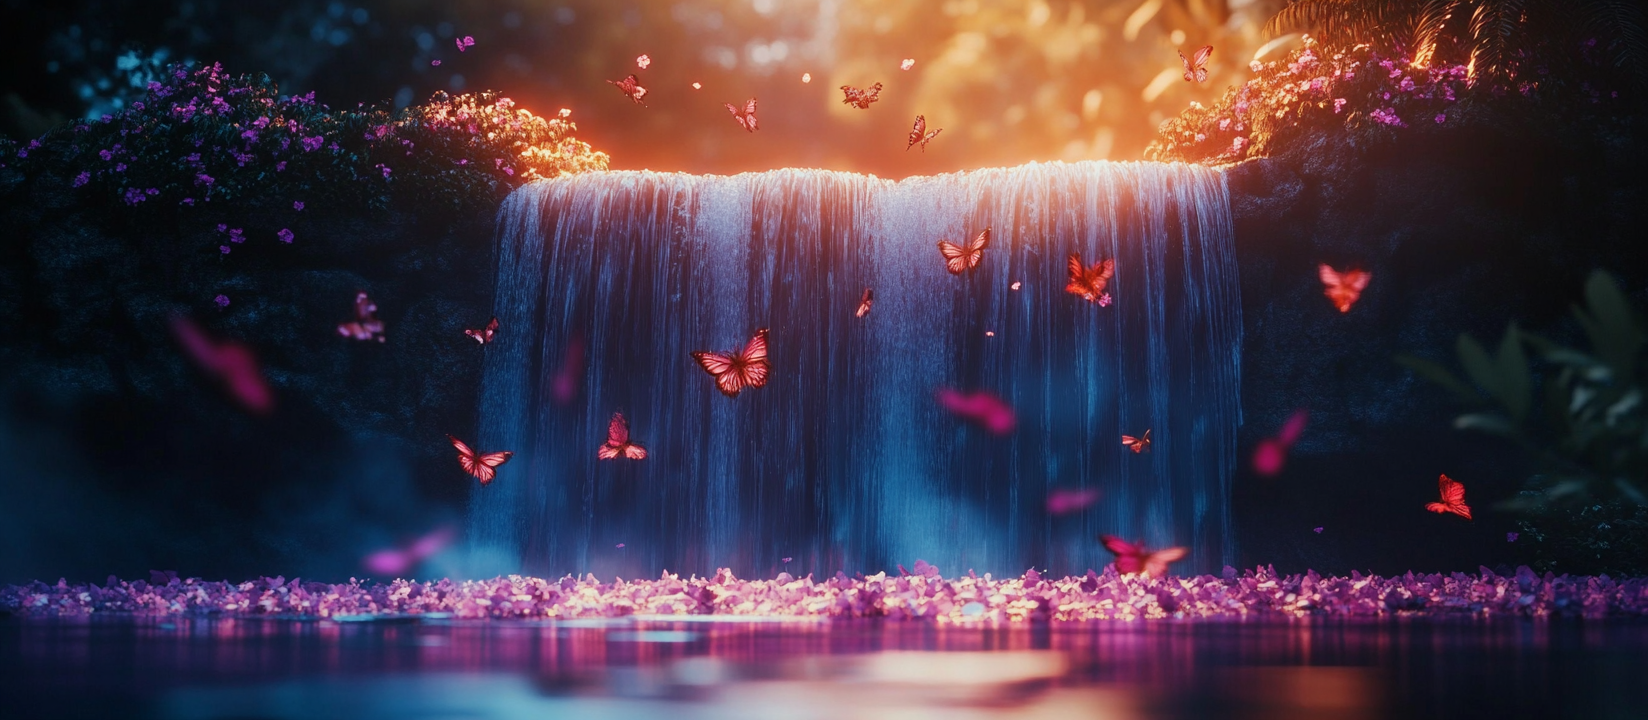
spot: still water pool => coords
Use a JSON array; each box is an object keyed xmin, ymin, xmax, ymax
[{"xmin": 3, "ymin": 615, "xmax": 1645, "ymax": 719}]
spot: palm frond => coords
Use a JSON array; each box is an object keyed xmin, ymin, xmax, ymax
[
  {"xmin": 1469, "ymin": 0, "xmax": 1527, "ymax": 78},
  {"xmin": 1584, "ymin": 0, "xmax": 1648, "ymax": 79},
  {"xmin": 1412, "ymin": 0, "xmax": 1467, "ymax": 66}
]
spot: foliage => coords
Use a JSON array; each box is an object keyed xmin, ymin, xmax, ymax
[
  {"xmin": 1397, "ymin": 271, "xmax": 1648, "ymax": 508},
  {"xmin": 1513, "ymin": 499, "xmax": 1648, "ymax": 576},
  {"xmin": 0, "ymin": 62, "xmax": 607, "ymax": 218},
  {"xmin": 1265, "ymin": 0, "xmax": 1648, "ymax": 82}
]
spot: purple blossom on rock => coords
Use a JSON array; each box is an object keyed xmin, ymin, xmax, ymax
[
  {"xmin": 277, "ymin": 228, "xmax": 294, "ymax": 244},
  {"xmin": 215, "ymin": 294, "xmax": 230, "ymax": 308}
]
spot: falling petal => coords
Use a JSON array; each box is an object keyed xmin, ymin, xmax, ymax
[
  {"xmin": 691, "ymin": 82, "xmax": 702, "ymax": 89},
  {"xmin": 901, "ymin": 58, "xmax": 915, "ymax": 70},
  {"xmin": 636, "ymin": 54, "xmax": 651, "ymax": 69},
  {"xmin": 1011, "ymin": 281, "xmax": 1022, "ymax": 290},
  {"xmin": 802, "ymin": 72, "xmax": 811, "ymax": 83}
]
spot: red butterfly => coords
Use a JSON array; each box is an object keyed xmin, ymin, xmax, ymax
[
  {"xmin": 937, "ymin": 227, "xmax": 991, "ymax": 275},
  {"xmin": 169, "ymin": 314, "xmax": 274, "ymax": 414},
  {"xmin": 597, "ymin": 411, "xmax": 647, "ymax": 460},
  {"xmin": 608, "ymin": 74, "xmax": 648, "ymax": 105},
  {"xmin": 1252, "ymin": 409, "xmax": 1308, "ymax": 476},
  {"xmin": 338, "ymin": 291, "xmax": 386, "ymax": 343},
  {"xmin": 725, "ymin": 98, "xmax": 758, "ymax": 132},
  {"xmin": 906, "ymin": 114, "xmax": 942, "ymax": 151},
  {"xmin": 1065, "ymin": 254, "xmax": 1116, "ymax": 303},
  {"xmin": 692, "ymin": 328, "xmax": 770, "ymax": 398},
  {"xmin": 1099, "ymin": 535, "xmax": 1187, "ymax": 578},
  {"xmin": 937, "ymin": 388, "xmax": 1017, "ymax": 435},
  {"xmin": 840, "ymin": 82, "xmax": 883, "ymax": 109},
  {"xmin": 552, "ymin": 336, "xmax": 584, "ymax": 405},
  {"xmin": 1425, "ymin": 474, "xmax": 1472, "ymax": 520},
  {"xmin": 1047, "ymin": 488, "xmax": 1100, "ymax": 515},
  {"xmin": 1122, "ymin": 429, "xmax": 1151, "ymax": 453},
  {"xmin": 1179, "ymin": 45, "xmax": 1212, "ymax": 83},
  {"xmin": 464, "ymin": 317, "xmax": 499, "ymax": 345},
  {"xmin": 447, "ymin": 434, "xmax": 513, "ymax": 486},
  {"xmin": 856, "ymin": 288, "xmax": 874, "ymax": 318},
  {"xmin": 1319, "ymin": 264, "xmax": 1371, "ymax": 313}
]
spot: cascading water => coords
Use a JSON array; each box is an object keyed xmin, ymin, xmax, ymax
[{"xmin": 468, "ymin": 161, "xmax": 1240, "ymax": 579}]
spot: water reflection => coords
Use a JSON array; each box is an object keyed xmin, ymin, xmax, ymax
[{"xmin": 3, "ymin": 616, "xmax": 1645, "ymax": 719}]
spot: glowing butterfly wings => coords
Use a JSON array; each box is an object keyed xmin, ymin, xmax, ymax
[
  {"xmin": 338, "ymin": 291, "xmax": 386, "ymax": 342},
  {"xmin": 447, "ymin": 434, "xmax": 512, "ymax": 486},
  {"xmin": 1100, "ymin": 535, "xmax": 1187, "ymax": 578},
  {"xmin": 1065, "ymin": 254, "xmax": 1116, "ymax": 303},
  {"xmin": 725, "ymin": 98, "xmax": 758, "ymax": 132},
  {"xmin": 464, "ymin": 317, "xmax": 499, "ymax": 345},
  {"xmin": 937, "ymin": 227, "xmax": 991, "ymax": 275},
  {"xmin": 597, "ymin": 412, "xmax": 647, "ymax": 460},
  {"xmin": 907, "ymin": 115, "xmax": 941, "ymax": 151},
  {"xmin": 1122, "ymin": 429, "xmax": 1152, "ymax": 453},
  {"xmin": 856, "ymin": 288, "xmax": 874, "ymax": 318},
  {"xmin": 1425, "ymin": 474, "xmax": 1472, "ymax": 520},
  {"xmin": 692, "ymin": 328, "xmax": 771, "ymax": 397},
  {"xmin": 840, "ymin": 82, "xmax": 883, "ymax": 109},
  {"xmin": 1319, "ymin": 264, "xmax": 1372, "ymax": 312},
  {"xmin": 608, "ymin": 74, "xmax": 648, "ymax": 105},
  {"xmin": 1180, "ymin": 45, "xmax": 1212, "ymax": 83}
]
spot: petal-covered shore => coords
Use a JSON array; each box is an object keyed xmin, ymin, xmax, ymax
[{"xmin": 6, "ymin": 565, "xmax": 1648, "ymax": 622}]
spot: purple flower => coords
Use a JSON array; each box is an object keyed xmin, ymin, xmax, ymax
[
  {"xmin": 252, "ymin": 116, "xmax": 269, "ymax": 129},
  {"xmin": 228, "ymin": 228, "xmax": 245, "ymax": 243},
  {"xmin": 1333, "ymin": 98, "xmax": 1347, "ymax": 113},
  {"xmin": 1369, "ymin": 107, "xmax": 1405, "ymax": 127},
  {"xmin": 99, "ymin": 149, "xmax": 114, "ymax": 161},
  {"xmin": 1313, "ymin": 527, "xmax": 1323, "ymax": 534},
  {"xmin": 276, "ymin": 161, "xmax": 286, "ymax": 171},
  {"xmin": 181, "ymin": 198, "xmax": 195, "ymax": 206},
  {"xmin": 114, "ymin": 163, "xmax": 126, "ymax": 172},
  {"xmin": 214, "ymin": 294, "xmax": 230, "ymax": 308},
  {"xmin": 217, "ymin": 224, "xmax": 228, "ymax": 232},
  {"xmin": 196, "ymin": 173, "xmax": 215, "ymax": 186},
  {"xmin": 293, "ymin": 201, "xmax": 305, "ymax": 211},
  {"xmin": 277, "ymin": 228, "xmax": 294, "ymax": 244},
  {"xmin": 1507, "ymin": 532, "xmax": 1519, "ymax": 542},
  {"xmin": 302, "ymin": 136, "xmax": 324, "ymax": 152},
  {"xmin": 1435, "ymin": 114, "xmax": 1447, "ymax": 124},
  {"xmin": 220, "ymin": 245, "xmax": 231, "ymax": 254},
  {"xmin": 72, "ymin": 172, "xmax": 90, "ymax": 188},
  {"xmin": 241, "ymin": 129, "xmax": 259, "ymax": 142},
  {"xmin": 378, "ymin": 164, "xmax": 392, "ymax": 179},
  {"xmin": 432, "ymin": 60, "xmax": 442, "ymax": 67}
]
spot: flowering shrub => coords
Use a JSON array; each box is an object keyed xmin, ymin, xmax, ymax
[
  {"xmin": 1145, "ymin": 37, "xmax": 1622, "ymax": 165},
  {"xmin": 0, "ymin": 62, "xmax": 608, "ymax": 215}
]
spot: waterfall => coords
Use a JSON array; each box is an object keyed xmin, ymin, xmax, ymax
[{"xmin": 468, "ymin": 161, "xmax": 1240, "ymax": 579}]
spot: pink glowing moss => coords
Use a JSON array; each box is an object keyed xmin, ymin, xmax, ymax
[{"xmin": 6, "ymin": 565, "xmax": 1648, "ymax": 622}]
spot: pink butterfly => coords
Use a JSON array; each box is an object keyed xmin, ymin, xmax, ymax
[
  {"xmin": 608, "ymin": 74, "xmax": 648, "ymax": 105},
  {"xmin": 597, "ymin": 411, "xmax": 647, "ymax": 460},
  {"xmin": 692, "ymin": 329, "xmax": 770, "ymax": 397},
  {"xmin": 840, "ymin": 82, "xmax": 883, "ymax": 109},
  {"xmin": 1252, "ymin": 409, "xmax": 1308, "ymax": 476},
  {"xmin": 1047, "ymin": 488, "xmax": 1101, "ymax": 515},
  {"xmin": 725, "ymin": 98, "xmax": 758, "ymax": 132},
  {"xmin": 169, "ymin": 315, "xmax": 274, "ymax": 414},
  {"xmin": 937, "ymin": 388, "xmax": 1016, "ymax": 435},
  {"xmin": 363, "ymin": 526, "xmax": 455, "ymax": 576},
  {"xmin": 906, "ymin": 115, "xmax": 941, "ymax": 151},
  {"xmin": 456, "ymin": 36, "xmax": 475, "ymax": 52},
  {"xmin": 1099, "ymin": 535, "xmax": 1187, "ymax": 578},
  {"xmin": 464, "ymin": 317, "xmax": 499, "ymax": 345},
  {"xmin": 447, "ymin": 434, "xmax": 512, "ymax": 486},
  {"xmin": 1179, "ymin": 45, "xmax": 1212, "ymax": 83},
  {"xmin": 337, "ymin": 292, "xmax": 386, "ymax": 343}
]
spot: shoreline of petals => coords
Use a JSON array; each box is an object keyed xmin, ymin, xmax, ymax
[{"xmin": 5, "ymin": 566, "xmax": 1648, "ymax": 622}]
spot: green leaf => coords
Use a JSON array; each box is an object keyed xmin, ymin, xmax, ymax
[
  {"xmin": 1454, "ymin": 412, "xmax": 1520, "ymax": 436},
  {"xmin": 1395, "ymin": 354, "xmax": 1479, "ymax": 401},
  {"xmin": 1496, "ymin": 323, "xmax": 1531, "ymax": 420}
]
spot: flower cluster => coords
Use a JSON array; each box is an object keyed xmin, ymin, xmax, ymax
[
  {"xmin": 7, "ymin": 564, "xmax": 1648, "ymax": 622},
  {"xmin": 0, "ymin": 62, "xmax": 608, "ymax": 215},
  {"xmin": 1146, "ymin": 37, "xmax": 1560, "ymax": 165}
]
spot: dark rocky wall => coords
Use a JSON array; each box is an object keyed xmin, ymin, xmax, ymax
[
  {"xmin": 1227, "ymin": 124, "xmax": 1648, "ymax": 575},
  {"xmin": 0, "ymin": 173, "xmax": 498, "ymax": 583}
]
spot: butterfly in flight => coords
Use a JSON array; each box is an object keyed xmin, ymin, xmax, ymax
[
  {"xmin": 464, "ymin": 317, "xmax": 499, "ymax": 345},
  {"xmin": 937, "ymin": 388, "xmax": 1017, "ymax": 435},
  {"xmin": 337, "ymin": 291, "xmax": 386, "ymax": 343},
  {"xmin": 1065, "ymin": 254, "xmax": 1116, "ymax": 303},
  {"xmin": 856, "ymin": 288, "xmax": 874, "ymax": 318},
  {"xmin": 1122, "ymin": 429, "xmax": 1152, "ymax": 453},
  {"xmin": 608, "ymin": 74, "xmax": 648, "ymax": 105},
  {"xmin": 1252, "ymin": 409, "xmax": 1308, "ymax": 476},
  {"xmin": 1319, "ymin": 264, "xmax": 1372, "ymax": 313},
  {"xmin": 907, "ymin": 114, "xmax": 942, "ymax": 151},
  {"xmin": 692, "ymin": 328, "xmax": 770, "ymax": 398},
  {"xmin": 1099, "ymin": 535, "xmax": 1187, "ymax": 578},
  {"xmin": 455, "ymin": 36, "xmax": 475, "ymax": 52},
  {"xmin": 1179, "ymin": 45, "xmax": 1212, "ymax": 83},
  {"xmin": 725, "ymin": 98, "xmax": 759, "ymax": 132},
  {"xmin": 1425, "ymin": 474, "xmax": 1472, "ymax": 520},
  {"xmin": 937, "ymin": 227, "xmax": 991, "ymax": 275},
  {"xmin": 169, "ymin": 314, "xmax": 274, "ymax": 414},
  {"xmin": 840, "ymin": 82, "xmax": 883, "ymax": 109},
  {"xmin": 1046, "ymin": 488, "xmax": 1101, "ymax": 515},
  {"xmin": 597, "ymin": 411, "xmax": 647, "ymax": 460},
  {"xmin": 446, "ymin": 434, "xmax": 513, "ymax": 486}
]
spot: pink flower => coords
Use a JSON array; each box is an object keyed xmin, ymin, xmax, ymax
[
  {"xmin": 1435, "ymin": 114, "xmax": 1446, "ymax": 124},
  {"xmin": 1232, "ymin": 137, "xmax": 1247, "ymax": 151},
  {"xmin": 1333, "ymin": 98, "xmax": 1347, "ymax": 113},
  {"xmin": 377, "ymin": 164, "xmax": 392, "ymax": 179}
]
